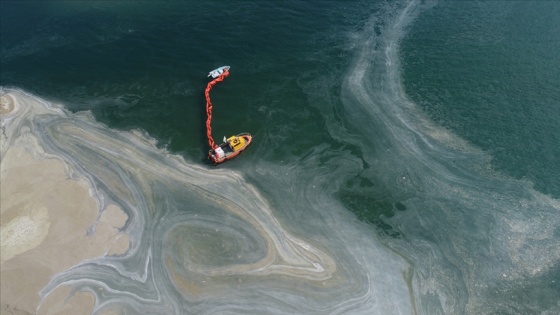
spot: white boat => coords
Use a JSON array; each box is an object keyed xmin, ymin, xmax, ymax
[{"xmin": 208, "ymin": 66, "xmax": 231, "ymax": 78}]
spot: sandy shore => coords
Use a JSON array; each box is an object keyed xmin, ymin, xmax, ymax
[{"xmin": 1, "ymin": 91, "xmax": 129, "ymax": 315}]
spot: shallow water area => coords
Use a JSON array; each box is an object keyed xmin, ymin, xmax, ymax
[
  {"xmin": 0, "ymin": 90, "xmax": 130, "ymax": 314},
  {"xmin": 0, "ymin": 89, "xmax": 414, "ymax": 314}
]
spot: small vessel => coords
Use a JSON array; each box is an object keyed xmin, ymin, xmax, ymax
[
  {"xmin": 208, "ymin": 66, "xmax": 230, "ymax": 78},
  {"xmin": 208, "ymin": 133, "xmax": 253, "ymax": 165},
  {"xmin": 204, "ymin": 66, "xmax": 253, "ymax": 165}
]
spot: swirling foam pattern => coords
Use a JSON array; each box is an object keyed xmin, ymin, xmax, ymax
[
  {"xmin": 1, "ymin": 88, "xmax": 412, "ymax": 314},
  {"xmin": 3, "ymin": 1, "xmax": 558, "ymax": 314},
  {"xmin": 328, "ymin": 1, "xmax": 560, "ymax": 314}
]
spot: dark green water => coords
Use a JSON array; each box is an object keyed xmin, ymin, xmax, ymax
[
  {"xmin": 2, "ymin": 1, "xmax": 559, "ymax": 314},
  {"xmin": 401, "ymin": 1, "xmax": 560, "ymax": 198},
  {"xmin": 1, "ymin": 0, "xmax": 363, "ymax": 162}
]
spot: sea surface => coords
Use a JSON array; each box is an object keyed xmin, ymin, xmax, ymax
[{"xmin": 1, "ymin": 1, "xmax": 559, "ymax": 314}]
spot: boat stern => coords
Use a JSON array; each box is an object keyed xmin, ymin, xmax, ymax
[{"xmin": 208, "ymin": 133, "xmax": 252, "ymax": 165}]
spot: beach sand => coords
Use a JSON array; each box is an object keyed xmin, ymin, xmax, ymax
[{"xmin": 1, "ymin": 91, "xmax": 129, "ymax": 315}]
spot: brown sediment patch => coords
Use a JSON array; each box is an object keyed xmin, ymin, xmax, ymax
[
  {"xmin": 0, "ymin": 91, "xmax": 130, "ymax": 315},
  {"xmin": 0, "ymin": 93, "xmax": 16, "ymax": 115}
]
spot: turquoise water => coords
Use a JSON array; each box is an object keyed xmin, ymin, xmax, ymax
[{"xmin": 2, "ymin": 1, "xmax": 559, "ymax": 314}]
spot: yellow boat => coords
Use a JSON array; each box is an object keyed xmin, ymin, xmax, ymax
[{"xmin": 208, "ymin": 133, "xmax": 253, "ymax": 165}]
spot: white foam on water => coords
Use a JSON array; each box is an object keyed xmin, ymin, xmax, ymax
[
  {"xmin": 2, "ymin": 87, "xmax": 414, "ymax": 314},
  {"xmin": 334, "ymin": 0, "xmax": 560, "ymax": 313}
]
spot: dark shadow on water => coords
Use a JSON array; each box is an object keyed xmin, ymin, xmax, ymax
[{"xmin": 338, "ymin": 188, "xmax": 403, "ymax": 239}]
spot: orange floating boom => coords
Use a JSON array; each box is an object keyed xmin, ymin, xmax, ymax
[
  {"xmin": 204, "ymin": 68, "xmax": 230, "ymax": 149},
  {"xmin": 204, "ymin": 66, "xmax": 253, "ymax": 165}
]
